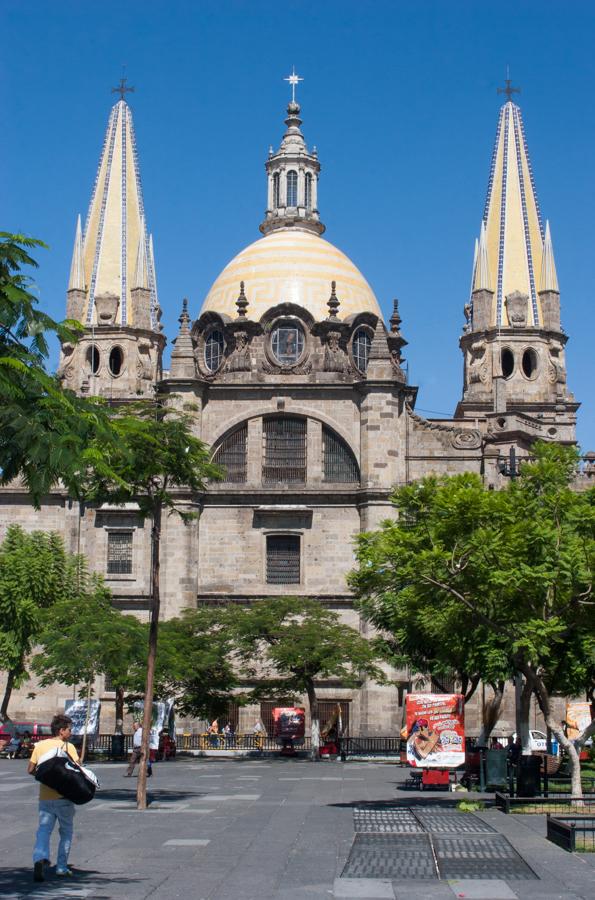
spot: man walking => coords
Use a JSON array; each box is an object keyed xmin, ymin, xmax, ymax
[
  {"xmin": 28, "ymin": 714, "xmax": 78, "ymax": 882},
  {"xmin": 124, "ymin": 722, "xmax": 143, "ymax": 776}
]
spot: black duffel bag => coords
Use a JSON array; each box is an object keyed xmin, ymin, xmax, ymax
[{"xmin": 34, "ymin": 744, "xmax": 100, "ymax": 805}]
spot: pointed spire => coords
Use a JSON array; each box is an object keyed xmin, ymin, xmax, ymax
[
  {"xmin": 540, "ymin": 220, "xmax": 559, "ymax": 293},
  {"xmin": 469, "ymin": 238, "xmax": 479, "ymax": 300},
  {"xmin": 473, "ymin": 221, "xmax": 492, "ymax": 292},
  {"xmin": 170, "ymin": 298, "xmax": 196, "ymax": 379},
  {"xmin": 327, "ymin": 281, "xmax": 340, "ymax": 320},
  {"xmin": 479, "ymin": 98, "xmax": 544, "ymax": 326},
  {"xmin": 68, "ymin": 215, "xmax": 85, "ymax": 292},
  {"xmin": 78, "ymin": 97, "xmax": 158, "ymax": 329},
  {"xmin": 236, "ymin": 281, "xmax": 249, "ymax": 318},
  {"xmin": 132, "ymin": 218, "xmax": 149, "ymax": 289},
  {"xmin": 389, "ymin": 298, "xmax": 402, "ymax": 334},
  {"xmin": 368, "ymin": 318, "xmax": 390, "ymax": 361}
]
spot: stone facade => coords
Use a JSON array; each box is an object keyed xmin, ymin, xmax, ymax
[{"xmin": 0, "ymin": 89, "xmax": 587, "ymax": 738}]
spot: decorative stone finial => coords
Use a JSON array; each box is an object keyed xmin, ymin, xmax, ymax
[
  {"xmin": 236, "ymin": 281, "xmax": 249, "ymax": 318},
  {"xmin": 178, "ymin": 297, "xmax": 191, "ymax": 330},
  {"xmin": 389, "ymin": 298, "xmax": 402, "ymax": 334},
  {"xmin": 327, "ymin": 281, "xmax": 340, "ymax": 320}
]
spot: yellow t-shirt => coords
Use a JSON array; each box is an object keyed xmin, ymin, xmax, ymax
[{"xmin": 30, "ymin": 738, "xmax": 80, "ymax": 801}]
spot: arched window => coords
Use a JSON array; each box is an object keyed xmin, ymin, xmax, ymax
[
  {"xmin": 263, "ymin": 416, "xmax": 306, "ymax": 484},
  {"xmin": 204, "ymin": 329, "xmax": 225, "ymax": 372},
  {"xmin": 109, "ymin": 346, "xmax": 124, "ymax": 376},
  {"xmin": 86, "ymin": 345, "xmax": 100, "ymax": 375},
  {"xmin": 322, "ymin": 426, "xmax": 359, "ymax": 483},
  {"xmin": 273, "ymin": 172, "xmax": 280, "ymax": 208},
  {"xmin": 501, "ymin": 348, "xmax": 514, "ymax": 379},
  {"xmin": 213, "ymin": 423, "xmax": 247, "ymax": 483},
  {"xmin": 286, "ymin": 170, "xmax": 298, "ymax": 207},
  {"xmin": 522, "ymin": 348, "xmax": 538, "ymax": 379},
  {"xmin": 305, "ymin": 173, "xmax": 312, "ymax": 210},
  {"xmin": 271, "ymin": 323, "xmax": 304, "ymax": 366},
  {"xmin": 352, "ymin": 328, "xmax": 372, "ymax": 373}
]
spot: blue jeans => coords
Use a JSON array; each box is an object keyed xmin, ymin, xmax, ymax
[{"xmin": 33, "ymin": 799, "xmax": 75, "ymax": 869}]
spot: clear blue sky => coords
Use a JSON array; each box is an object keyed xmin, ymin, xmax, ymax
[{"xmin": 2, "ymin": 1, "xmax": 594, "ymax": 449}]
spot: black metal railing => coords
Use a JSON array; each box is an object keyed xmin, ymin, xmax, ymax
[
  {"xmin": 495, "ymin": 791, "xmax": 595, "ymax": 815},
  {"xmin": 340, "ymin": 737, "xmax": 404, "ymax": 757},
  {"xmin": 547, "ymin": 815, "xmax": 595, "ymax": 852}
]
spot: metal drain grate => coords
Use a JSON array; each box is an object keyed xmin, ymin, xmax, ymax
[
  {"xmin": 414, "ymin": 812, "xmax": 496, "ymax": 834},
  {"xmin": 353, "ymin": 807, "xmax": 424, "ymax": 833},
  {"xmin": 341, "ymin": 833, "xmax": 438, "ymax": 880},
  {"xmin": 434, "ymin": 834, "xmax": 538, "ymax": 880}
]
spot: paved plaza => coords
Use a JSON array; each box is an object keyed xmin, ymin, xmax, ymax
[{"xmin": 0, "ymin": 757, "xmax": 593, "ymax": 899}]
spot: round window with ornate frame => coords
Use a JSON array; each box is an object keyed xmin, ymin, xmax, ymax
[
  {"xmin": 204, "ymin": 329, "xmax": 225, "ymax": 373},
  {"xmin": 501, "ymin": 347, "xmax": 515, "ymax": 379},
  {"xmin": 270, "ymin": 321, "xmax": 305, "ymax": 367},
  {"xmin": 108, "ymin": 346, "xmax": 124, "ymax": 377},
  {"xmin": 86, "ymin": 344, "xmax": 101, "ymax": 375},
  {"xmin": 521, "ymin": 347, "xmax": 539, "ymax": 380},
  {"xmin": 351, "ymin": 327, "xmax": 372, "ymax": 374}
]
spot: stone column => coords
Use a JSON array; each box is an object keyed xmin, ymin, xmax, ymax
[
  {"xmin": 266, "ymin": 173, "xmax": 273, "ymax": 212},
  {"xmin": 247, "ymin": 417, "xmax": 262, "ymax": 485},
  {"xmin": 312, "ymin": 172, "xmax": 319, "ymax": 211},
  {"xmin": 280, "ymin": 167, "xmax": 287, "ymax": 207},
  {"xmin": 298, "ymin": 167, "xmax": 305, "ymax": 209}
]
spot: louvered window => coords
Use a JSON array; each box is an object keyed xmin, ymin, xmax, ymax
[
  {"xmin": 263, "ymin": 416, "xmax": 307, "ymax": 483},
  {"xmin": 107, "ymin": 531, "xmax": 133, "ymax": 575},
  {"xmin": 213, "ymin": 424, "xmax": 247, "ymax": 483},
  {"xmin": 266, "ymin": 535, "xmax": 300, "ymax": 584},
  {"xmin": 322, "ymin": 427, "xmax": 359, "ymax": 483}
]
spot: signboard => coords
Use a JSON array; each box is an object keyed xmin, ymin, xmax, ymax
[
  {"xmin": 65, "ymin": 699, "xmax": 101, "ymax": 736},
  {"xmin": 405, "ymin": 693, "xmax": 465, "ymax": 768},
  {"xmin": 133, "ymin": 699, "xmax": 175, "ymax": 738},
  {"xmin": 273, "ymin": 707, "xmax": 305, "ymax": 744},
  {"xmin": 566, "ymin": 700, "xmax": 592, "ymax": 742}
]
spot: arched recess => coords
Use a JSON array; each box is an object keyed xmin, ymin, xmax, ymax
[
  {"xmin": 322, "ymin": 425, "xmax": 360, "ymax": 483},
  {"xmin": 212, "ymin": 422, "xmax": 247, "ymax": 483},
  {"xmin": 262, "ymin": 415, "xmax": 307, "ymax": 484}
]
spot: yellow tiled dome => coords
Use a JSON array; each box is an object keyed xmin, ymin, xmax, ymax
[{"xmin": 201, "ymin": 229, "xmax": 381, "ymax": 321}]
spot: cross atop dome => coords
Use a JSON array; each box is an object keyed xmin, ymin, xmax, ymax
[
  {"xmin": 497, "ymin": 68, "xmax": 520, "ymax": 103},
  {"xmin": 284, "ymin": 67, "xmax": 303, "ymax": 104},
  {"xmin": 112, "ymin": 74, "xmax": 135, "ymax": 102}
]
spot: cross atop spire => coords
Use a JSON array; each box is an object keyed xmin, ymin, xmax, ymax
[
  {"xmin": 497, "ymin": 68, "xmax": 520, "ymax": 103},
  {"xmin": 284, "ymin": 67, "xmax": 303, "ymax": 103},
  {"xmin": 112, "ymin": 75, "xmax": 135, "ymax": 102}
]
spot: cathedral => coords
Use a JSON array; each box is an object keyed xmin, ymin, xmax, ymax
[{"xmin": 0, "ymin": 78, "xmax": 580, "ymax": 735}]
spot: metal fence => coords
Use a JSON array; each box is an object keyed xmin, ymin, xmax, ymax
[
  {"xmin": 495, "ymin": 791, "xmax": 595, "ymax": 816},
  {"xmin": 547, "ymin": 815, "xmax": 595, "ymax": 852},
  {"xmin": 340, "ymin": 737, "xmax": 404, "ymax": 757}
]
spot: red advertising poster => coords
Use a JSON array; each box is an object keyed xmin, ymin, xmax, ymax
[
  {"xmin": 405, "ymin": 694, "xmax": 465, "ymax": 768},
  {"xmin": 273, "ymin": 707, "xmax": 305, "ymax": 743}
]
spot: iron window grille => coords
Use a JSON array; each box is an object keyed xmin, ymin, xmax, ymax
[
  {"xmin": 263, "ymin": 416, "xmax": 307, "ymax": 483},
  {"xmin": 286, "ymin": 169, "xmax": 298, "ymax": 206},
  {"xmin": 266, "ymin": 535, "xmax": 300, "ymax": 584},
  {"xmin": 352, "ymin": 328, "xmax": 372, "ymax": 373},
  {"xmin": 213, "ymin": 424, "xmax": 248, "ymax": 483},
  {"xmin": 322, "ymin": 426, "xmax": 359, "ymax": 483},
  {"xmin": 204, "ymin": 330, "xmax": 225, "ymax": 372},
  {"xmin": 271, "ymin": 325, "xmax": 304, "ymax": 365},
  {"xmin": 107, "ymin": 530, "xmax": 133, "ymax": 575}
]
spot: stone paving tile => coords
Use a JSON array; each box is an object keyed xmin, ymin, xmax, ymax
[{"xmin": 446, "ymin": 880, "xmax": 518, "ymax": 899}]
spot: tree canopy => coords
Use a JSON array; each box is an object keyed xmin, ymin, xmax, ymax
[{"xmin": 350, "ymin": 442, "xmax": 595, "ymax": 793}]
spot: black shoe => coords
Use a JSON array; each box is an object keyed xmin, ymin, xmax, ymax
[
  {"xmin": 33, "ymin": 861, "xmax": 44, "ymax": 882},
  {"xmin": 147, "ymin": 768, "xmax": 152, "ymax": 778}
]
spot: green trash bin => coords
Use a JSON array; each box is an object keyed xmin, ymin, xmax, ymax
[
  {"xmin": 485, "ymin": 749, "xmax": 508, "ymax": 789},
  {"xmin": 111, "ymin": 734, "xmax": 125, "ymax": 759}
]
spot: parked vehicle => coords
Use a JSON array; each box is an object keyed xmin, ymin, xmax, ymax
[{"xmin": 511, "ymin": 730, "xmax": 559, "ymax": 754}]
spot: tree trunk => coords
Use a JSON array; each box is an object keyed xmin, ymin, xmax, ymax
[
  {"xmin": 477, "ymin": 681, "xmax": 505, "ymax": 746},
  {"xmin": 115, "ymin": 687, "xmax": 124, "ymax": 734},
  {"xmin": 306, "ymin": 681, "xmax": 320, "ymax": 761},
  {"xmin": 519, "ymin": 663, "xmax": 584, "ymax": 801},
  {"xmin": 137, "ymin": 504, "xmax": 162, "ymax": 810},
  {"xmin": 519, "ymin": 677, "xmax": 532, "ymax": 753},
  {"xmin": 0, "ymin": 668, "xmax": 16, "ymax": 722},
  {"xmin": 79, "ymin": 679, "xmax": 92, "ymax": 764}
]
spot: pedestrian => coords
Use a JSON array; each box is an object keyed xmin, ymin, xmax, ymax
[
  {"xmin": 148, "ymin": 727, "xmax": 159, "ymax": 777},
  {"xmin": 28, "ymin": 714, "xmax": 78, "ymax": 882},
  {"xmin": 124, "ymin": 722, "xmax": 143, "ymax": 777}
]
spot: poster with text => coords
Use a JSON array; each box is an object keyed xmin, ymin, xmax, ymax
[
  {"xmin": 565, "ymin": 700, "xmax": 592, "ymax": 742},
  {"xmin": 273, "ymin": 707, "xmax": 305, "ymax": 743},
  {"xmin": 405, "ymin": 693, "xmax": 465, "ymax": 768},
  {"xmin": 65, "ymin": 699, "xmax": 101, "ymax": 736}
]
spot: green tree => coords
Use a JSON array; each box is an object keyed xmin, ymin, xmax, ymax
[
  {"xmin": 350, "ymin": 443, "xmax": 595, "ymax": 796},
  {"xmin": 228, "ymin": 596, "xmax": 385, "ymax": 759},
  {"xmin": 32, "ymin": 565, "xmax": 146, "ymax": 756},
  {"xmin": 84, "ymin": 402, "xmax": 222, "ymax": 807},
  {"xmin": 153, "ymin": 609, "xmax": 241, "ymax": 721},
  {"xmin": 0, "ymin": 232, "xmax": 117, "ymax": 505},
  {"xmin": 0, "ymin": 526, "xmax": 73, "ymax": 720}
]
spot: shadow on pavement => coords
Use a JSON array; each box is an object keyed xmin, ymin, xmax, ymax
[
  {"xmin": 93, "ymin": 787, "xmax": 206, "ymax": 804},
  {"xmin": 329, "ymin": 797, "xmax": 481, "ymax": 809},
  {"xmin": 0, "ymin": 866, "xmax": 145, "ymax": 897}
]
